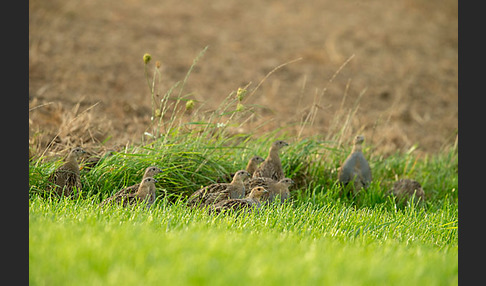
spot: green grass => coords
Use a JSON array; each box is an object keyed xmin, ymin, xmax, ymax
[
  {"xmin": 29, "ymin": 198, "xmax": 457, "ymax": 286},
  {"xmin": 29, "ymin": 134, "xmax": 458, "ymax": 285}
]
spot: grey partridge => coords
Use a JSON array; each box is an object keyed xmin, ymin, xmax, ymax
[
  {"xmin": 48, "ymin": 147, "xmax": 86, "ymax": 197},
  {"xmin": 252, "ymin": 140, "xmax": 289, "ymax": 181},
  {"xmin": 111, "ymin": 166, "xmax": 162, "ymax": 197},
  {"xmin": 101, "ymin": 177, "xmax": 158, "ymax": 208},
  {"xmin": 245, "ymin": 155, "xmax": 265, "ymax": 176},
  {"xmin": 389, "ymin": 179, "xmax": 425, "ymax": 202},
  {"xmin": 245, "ymin": 177, "xmax": 295, "ymax": 203},
  {"xmin": 187, "ymin": 170, "xmax": 250, "ymax": 208},
  {"xmin": 81, "ymin": 150, "xmax": 115, "ymax": 171},
  {"xmin": 220, "ymin": 156, "xmax": 264, "ymax": 183},
  {"xmin": 209, "ymin": 186, "xmax": 269, "ymax": 215},
  {"xmin": 338, "ymin": 135, "xmax": 372, "ymax": 194}
]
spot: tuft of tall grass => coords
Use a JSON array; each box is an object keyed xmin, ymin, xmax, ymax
[{"xmin": 29, "ymin": 128, "xmax": 457, "ymax": 212}]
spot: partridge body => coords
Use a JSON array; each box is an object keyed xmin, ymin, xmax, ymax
[
  {"xmin": 187, "ymin": 170, "xmax": 250, "ymax": 208},
  {"xmin": 101, "ymin": 177, "xmax": 158, "ymax": 208},
  {"xmin": 221, "ymin": 156, "xmax": 264, "ymax": 183},
  {"xmin": 81, "ymin": 150, "xmax": 115, "ymax": 171},
  {"xmin": 48, "ymin": 147, "xmax": 86, "ymax": 197},
  {"xmin": 252, "ymin": 140, "xmax": 288, "ymax": 181},
  {"xmin": 390, "ymin": 179, "xmax": 425, "ymax": 202},
  {"xmin": 209, "ymin": 186, "xmax": 269, "ymax": 215},
  {"xmin": 111, "ymin": 166, "xmax": 162, "ymax": 197},
  {"xmin": 338, "ymin": 135, "xmax": 372, "ymax": 194},
  {"xmin": 245, "ymin": 177, "xmax": 295, "ymax": 203},
  {"xmin": 245, "ymin": 156, "xmax": 265, "ymax": 176}
]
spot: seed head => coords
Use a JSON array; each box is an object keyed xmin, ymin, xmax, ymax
[
  {"xmin": 186, "ymin": 100, "xmax": 195, "ymax": 112},
  {"xmin": 236, "ymin": 102, "xmax": 245, "ymax": 112},
  {"xmin": 236, "ymin": 87, "xmax": 247, "ymax": 102},
  {"xmin": 143, "ymin": 53, "xmax": 152, "ymax": 64}
]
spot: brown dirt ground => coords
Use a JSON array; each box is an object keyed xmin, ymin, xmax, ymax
[{"xmin": 29, "ymin": 0, "xmax": 457, "ymax": 158}]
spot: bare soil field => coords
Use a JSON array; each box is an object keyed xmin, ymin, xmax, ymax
[{"xmin": 29, "ymin": 0, "xmax": 457, "ymax": 157}]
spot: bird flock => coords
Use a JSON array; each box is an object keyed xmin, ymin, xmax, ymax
[{"xmin": 46, "ymin": 135, "xmax": 425, "ymax": 213}]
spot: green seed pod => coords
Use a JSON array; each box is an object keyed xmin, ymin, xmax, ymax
[
  {"xmin": 236, "ymin": 102, "xmax": 245, "ymax": 112},
  {"xmin": 186, "ymin": 100, "xmax": 195, "ymax": 111},
  {"xmin": 236, "ymin": 88, "xmax": 247, "ymax": 102},
  {"xmin": 143, "ymin": 53, "xmax": 152, "ymax": 64}
]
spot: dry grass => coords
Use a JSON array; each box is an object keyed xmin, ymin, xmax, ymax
[{"xmin": 29, "ymin": 99, "xmax": 113, "ymax": 160}]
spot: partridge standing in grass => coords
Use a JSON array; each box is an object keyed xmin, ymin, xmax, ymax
[
  {"xmin": 111, "ymin": 166, "xmax": 162, "ymax": 197},
  {"xmin": 187, "ymin": 170, "xmax": 250, "ymax": 208},
  {"xmin": 245, "ymin": 177, "xmax": 295, "ymax": 203},
  {"xmin": 81, "ymin": 150, "xmax": 115, "ymax": 171},
  {"xmin": 245, "ymin": 155, "xmax": 265, "ymax": 176},
  {"xmin": 338, "ymin": 135, "xmax": 372, "ymax": 194},
  {"xmin": 48, "ymin": 147, "xmax": 86, "ymax": 197},
  {"xmin": 389, "ymin": 179, "xmax": 425, "ymax": 202},
  {"xmin": 252, "ymin": 140, "xmax": 289, "ymax": 181},
  {"xmin": 221, "ymin": 156, "xmax": 264, "ymax": 183},
  {"xmin": 209, "ymin": 186, "xmax": 269, "ymax": 215},
  {"xmin": 101, "ymin": 177, "xmax": 158, "ymax": 208}
]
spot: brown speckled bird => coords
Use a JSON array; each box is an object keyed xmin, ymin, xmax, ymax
[
  {"xmin": 221, "ymin": 156, "xmax": 265, "ymax": 183},
  {"xmin": 48, "ymin": 147, "xmax": 86, "ymax": 197},
  {"xmin": 111, "ymin": 166, "xmax": 162, "ymax": 197},
  {"xmin": 245, "ymin": 155, "xmax": 265, "ymax": 176},
  {"xmin": 389, "ymin": 179, "xmax": 425, "ymax": 202},
  {"xmin": 338, "ymin": 135, "xmax": 372, "ymax": 194},
  {"xmin": 245, "ymin": 177, "xmax": 295, "ymax": 203},
  {"xmin": 187, "ymin": 170, "xmax": 251, "ymax": 208},
  {"xmin": 252, "ymin": 140, "xmax": 289, "ymax": 181},
  {"xmin": 81, "ymin": 150, "xmax": 115, "ymax": 171},
  {"xmin": 209, "ymin": 186, "xmax": 269, "ymax": 215},
  {"xmin": 101, "ymin": 177, "xmax": 158, "ymax": 208}
]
